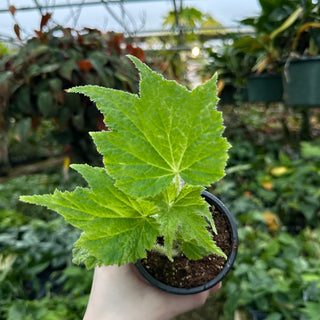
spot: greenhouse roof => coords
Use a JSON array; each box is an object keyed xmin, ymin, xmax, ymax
[{"xmin": 0, "ymin": 0, "xmax": 259, "ymax": 43}]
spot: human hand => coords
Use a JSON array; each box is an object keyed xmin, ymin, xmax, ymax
[{"xmin": 83, "ymin": 263, "xmax": 221, "ymax": 320}]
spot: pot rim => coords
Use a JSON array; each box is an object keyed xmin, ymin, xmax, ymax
[
  {"xmin": 135, "ymin": 190, "xmax": 238, "ymax": 295},
  {"xmin": 287, "ymin": 54, "xmax": 320, "ymax": 63},
  {"xmin": 248, "ymin": 73, "xmax": 282, "ymax": 79}
]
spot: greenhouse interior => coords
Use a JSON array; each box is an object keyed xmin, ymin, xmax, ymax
[{"xmin": 0, "ymin": 1, "xmax": 320, "ymax": 319}]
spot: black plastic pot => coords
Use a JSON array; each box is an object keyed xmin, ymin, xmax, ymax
[
  {"xmin": 283, "ymin": 56, "xmax": 320, "ymax": 107},
  {"xmin": 218, "ymin": 83, "xmax": 248, "ymax": 105},
  {"xmin": 247, "ymin": 73, "xmax": 283, "ymax": 103},
  {"xmin": 219, "ymin": 84, "xmax": 237, "ymax": 105},
  {"xmin": 136, "ymin": 191, "xmax": 238, "ymax": 295}
]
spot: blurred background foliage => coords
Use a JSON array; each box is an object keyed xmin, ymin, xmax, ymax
[
  {"xmin": 1, "ymin": 0, "xmax": 320, "ymax": 319},
  {"xmin": 0, "ymin": 15, "xmax": 142, "ymax": 172}
]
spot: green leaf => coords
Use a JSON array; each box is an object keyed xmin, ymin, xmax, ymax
[
  {"xmin": 20, "ymin": 57, "xmax": 230, "ymax": 267},
  {"xmin": 37, "ymin": 91, "xmax": 55, "ymax": 118},
  {"xmin": 41, "ymin": 63, "xmax": 60, "ymax": 74},
  {"xmin": 20, "ymin": 164, "xmax": 160, "ymax": 266},
  {"xmin": 264, "ymin": 313, "xmax": 282, "ymax": 320},
  {"xmin": 301, "ymin": 302, "xmax": 320, "ymax": 318},
  {"xmin": 301, "ymin": 141, "xmax": 320, "ymax": 159},
  {"xmin": 13, "ymin": 86, "xmax": 33, "ymax": 114},
  {"xmin": 180, "ymin": 239, "xmax": 212, "ymax": 260},
  {"xmin": 72, "ymin": 246, "xmax": 103, "ymax": 269},
  {"xmin": 270, "ymin": 7, "xmax": 303, "ymax": 40},
  {"xmin": 89, "ymin": 52, "xmax": 112, "ymax": 87},
  {"xmin": 59, "ymin": 59, "xmax": 77, "ymax": 81},
  {"xmin": 156, "ymin": 185, "xmax": 226, "ymax": 260},
  {"xmin": 68, "ymin": 55, "xmax": 230, "ymax": 197},
  {"xmin": 26, "ymin": 64, "xmax": 42, "ymax": 78}
]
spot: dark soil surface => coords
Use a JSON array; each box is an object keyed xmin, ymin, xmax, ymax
[{"xmin": 140, "ymin": 206, "xmax": 233, "ymax": 288}]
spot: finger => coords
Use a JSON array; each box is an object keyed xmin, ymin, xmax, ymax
[{"xmin": 208, "ymin": 282, "xmax": 222, "ymax": 293}]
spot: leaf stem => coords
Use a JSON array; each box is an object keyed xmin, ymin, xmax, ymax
[
  {"xmin": 174, "ymin": 174, "xmax": 180, "ymax": 198},
  {"xmin": 152, "ymin": 243, "xmax": 180, "ymax": 261}
]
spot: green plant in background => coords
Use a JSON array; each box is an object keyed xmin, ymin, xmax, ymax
[
  {"xmin": 5, "ymin": 119, "xmax": 63, "ymax": 168},
  {"xmin": 163, "ymin": 5, "xmax": 224, "ymax": 44},
  {"xmin": 253, "ymin": 141, "xmax": 320, "ymax": 233},
  {"xmin": 234, "ymin": 0, "xmax": 320, "ymax": 74},
  {"xmin": 206, "ymin": 135, "xmax": 320, "ymax": 318},
  {"xmin": 221, "ymin": 225, "xmax": 320, "ymax": 320},
  {"xmin": 21, "ymin": 56, "xmax": 230, "ymax": 267},
  {"xmin": 0, "ymin": 42, "xmax": 9, "ymax": 56},
  {"xmin": 300, "ymin": 279, "xmax": 320, "ymax": 319},
  {"xmin": 290, "ymin": 2, "xmax": 320, "ymax": 56},
  {"xmin": 0, "ymin": 14, "xmax": 143, "ymax": 168},
  {"xmin": 0, "ymin": 167, "xmax": 86, "ymax": 217},
  {"xmin": 149, "ymin": 4, "xmax": 225, "ymax": 84},
  {"xmin": 235, "ymin": 0, "xmax": 304, "ymax": 73},
  {"xmin": 214, "ymin": 138, "xmax": 320, "ymax": 230},
  {"xmin": 204, "ymin": 40, "xmax": 255, "ymax": 104},
  {"xmin": 205, "ymin": 40, "xmax": 256, "ymax": 84},
  {"xmin": 203, "ymin": 0, "xmax": 320, "ymax": 106},
  {"xmin": 0, "ymin": 170, "xmax": 91, "ymax": 320},
  {"xmin": 2, "ymin": 96, "xmax": 320, "ymax": 319}
]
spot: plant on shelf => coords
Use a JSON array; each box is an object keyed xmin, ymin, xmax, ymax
[
  {"xmin": 0, "ymin": 170, "xmax": 93, "ymax": 320},
  {"xmin": 162, "ymin": 5, "xmax": 225, "ymax": 45},
  {"xmin": 204, "ymin": 40, "xmax": 255, "ymax": 105},
  {"xmin": 237, "ymin": 0, "xmax": 304, "ymax": 74},
  {"xmin": 149, "ymin": 4, "xmax": 225, "ymax": 85},
  {"xmin": 221, "ymin": 225, "xmax": 320, "ymax": 320},
  {"xmin": 0, "ymin": 13, "xmax": 143, "ymax": 167},
  {"xmin": 20, "ymin": 56, "xmax": 237, "ymax": 294},
  {"xmin": 0, "ymin": 42, "xmax": 9, "ymax": 56},
  {"xmin": 233, "ymin": 0, "xmax": 309, "ymax": 103},
  {"xmin": 282, "ymin": 2, "xmax": 320, "ymax": 108},
  {"xmin": 290, "ymin": 0, "xmax": 320, "ymax": 57}
]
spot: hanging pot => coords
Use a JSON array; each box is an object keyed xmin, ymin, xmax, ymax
[
  {"xmin": 247, "ymin": 73, "xmax": 283, "ymax": 103},
  {"xmin": 219, "ymin": 84, "xmax": 248, "ymax": 105},
  {"xmin": 283, "ymin": 55, "xmax": 320, "ymax": 107}
]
